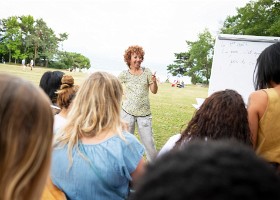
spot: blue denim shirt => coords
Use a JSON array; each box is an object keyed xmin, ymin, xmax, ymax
[{"xmin": 51, "ymin": 132, "xmax": 144, "ymax": 200}]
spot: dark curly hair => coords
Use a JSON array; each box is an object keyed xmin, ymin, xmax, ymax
[
  {"xmin": 175, "ymin": 89, "xmax": 252, "ymax": 148},
  {"xmin": 131, "ymin": 140, "xmax": 280, "ymax": 200},
  {"xmin": 123, "ymin": 45, "xmax": 145, "ymax": 67}
]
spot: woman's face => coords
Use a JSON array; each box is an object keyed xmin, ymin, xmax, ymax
[{"xmin": 130, "ymin": 53, "xmax": 143, "ymax": 69}]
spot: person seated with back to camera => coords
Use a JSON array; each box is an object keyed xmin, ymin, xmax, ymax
[
  {"xmin": 131, "ymin": 140, "xmax": 280, "ymax": 200},
  {"xmin": 158, "ymin": 89, "xmax": 252, "ymax": 157},
  {"xmin": 39, "ymin": 71, "xmax": 65, "ymax": 115},
  {"xmin": 247, "ymin": 42, "xmax": 280, "ymax": 173},
  {"xmin": 0, "ymin": 73, "xmax": 54, "ymax": 200},
  {"xmin": 51, "ymin": 71, "xmax": 146, "ymax": 200},
  {"xmin": 53, "ymin": 75, "xmax": 79, "ymax": 133}
]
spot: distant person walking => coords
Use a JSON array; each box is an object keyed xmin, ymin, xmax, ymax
[
  {"xmin": 247, "ymin": 42, "xmax": 280, "ymax": 170},
  {"xmin": 22, "ymin": 59, "xmax": 26, "ymax": 70},
  {"xmin": 30, "ymin": 59, "xmax": 34, "ymax": 70},
  {"xmin": 118, "ymin": 45, "xmax": 158, "ymax": 161}
]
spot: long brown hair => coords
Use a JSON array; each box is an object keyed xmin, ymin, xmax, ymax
[
  {"xmin": 0, "ymin": 74, "xmax": 53, "ymax": 200},
  {"xmin": 175, "ymin": 89, "xmax": 252, "ymax": 148}
]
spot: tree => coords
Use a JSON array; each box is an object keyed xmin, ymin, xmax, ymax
[
  {"xmin": 49, "ymin": 51, "xmax": 90, "ymax": 69},
  {"xmin": 186, "ymin": 29, "xmax": 214, "ymax": 84},
  {"xmin": 1, "ymin": 16, "xmax": 21, "ymax": 63},
  {"xmin": 221, "ymin": 0, "xmax": 280, "ymax": 36},
  {"xmin": 167, "ymin": 52, "xmax": 191, "ymax": 76},
  {"xmin": 167, "ymin": 29, "xmax": 214, "ymax": 84}
]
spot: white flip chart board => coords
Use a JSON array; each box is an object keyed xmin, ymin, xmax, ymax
[{"xmin": 208, "ymin": 34, "xmax": 280, "ymax": 104}]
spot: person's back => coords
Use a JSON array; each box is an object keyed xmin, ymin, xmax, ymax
[
  {"xmin": 51, "ymin": 72, "xmax": 145, "ymax": 200},
  {"xmin": 248, "ymin": 42, "xmax": 280, "ymax": 166},
  {"xmin": 0, "ymin": 73, "xmax": 53, "ymax": 200},
  {"xmin": 158, "ymin": 89, "xmax": 252, "ymax": 157},
  {"xmin": 255, "ymin": 88, "xmax": 280, "ymax": 162}
]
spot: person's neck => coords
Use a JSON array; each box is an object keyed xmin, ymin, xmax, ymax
[
  {"xmin": 129, "ymin": 67, "xmax": 142, "ymax": 75},
  {"xmin": 58, "ymin": 108, "xmax": 68, "ymax": 118},
  {"xmin": 81, "ymin": 129, "xmax": 117, "ymax": 144}
]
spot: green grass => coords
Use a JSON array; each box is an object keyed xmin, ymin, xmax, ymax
[{"xmin": 0, "ymin": 63, "xmax": 208, "ymax": 150}]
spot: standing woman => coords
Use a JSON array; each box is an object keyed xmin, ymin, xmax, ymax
[
  {"xmin": 51, "ymin": 72, "xmax": 145, "ymax": 200},
  {"xmin": 118, "ymin": 45, "xmax": 158, "ymax": 161},
  {"xmin": 0, "ymin": 74, "xmax": 53, "ymax": 200},
  {"xmin": 247, "ymin": 42, "xmax": 280, "ymax": 166}
]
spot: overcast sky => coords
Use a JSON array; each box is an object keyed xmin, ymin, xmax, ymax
[{"xmin": 1, "ymin": 0, "xmax": 251, "ymax": 76}]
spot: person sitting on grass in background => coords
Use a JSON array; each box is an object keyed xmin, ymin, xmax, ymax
[
  {"xmin": 39, "ymin": 71, "xmax": 65, "ymax": 114},
  {"xmin": 53, "ymin": 75, "xmax": 79, "ymax": 133},
  {"xmin": 51, "ymin": 71, "xmax": 146, "ymax": 200},
  {"xmin": 158, "ymin": 89, "xmax": 252, "ymax": 157},
  {"xmin": 0, "ymin": 73, "xmax": 53, "ymax": 200},
  {"xmin": 131, "ymin": 140, "xmax": 280, "ymax": 200}
]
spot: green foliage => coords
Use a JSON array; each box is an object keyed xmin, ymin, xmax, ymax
[
  {"xmin": 49, "ymin": 51, "xmax": 90, "ymax": 69},
  {"xmin": 167, "ymin": 29, "xmax": 214, "ymax": 85},
  {"xmin": 167, "ymin": 52, "xmax": 191, "ymax": 76},
  {"xmin": 0, "ymin": 15, "xmax": 90, "ymax": 68},
  {"xmin": 186, "ymin": 29, "xmax": 214, "ymax": 84},
  {"xmin": 221, "ymin": 0, "xmax": 280, "ymax": 36}
]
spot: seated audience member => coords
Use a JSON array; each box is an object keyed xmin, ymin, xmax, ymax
[
  {"xmin": 247, "ymin": 42, "xmax": 280, "ymax": 171},
  {"xmin": 51, "ymin": 72, "xmax": 145, "ymax": 200},
  {"xmin": 0, "ymin": 74, "xmax": 53, "ymax": 200},
  {"xmin": 53, "ymin": 75, "xmax": 79, "ymax": 133},
  {"xmin": 131, "ymin": 140, "xmax": 280, "ymax": 200},
  {"xmin": 39, "ymin": 71, "xmax": 65, "ymax": 114},
  {"xmin": 158, "ymin": 89, "xmax": 252, "ymax": 157}
]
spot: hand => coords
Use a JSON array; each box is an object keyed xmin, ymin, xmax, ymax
[{"xmin": 152, "ymin": 71, "xmax": 157, "ymax": 83}]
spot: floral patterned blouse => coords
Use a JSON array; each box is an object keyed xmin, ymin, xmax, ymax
[{"xmin": 118, "ymin": 67, "xmax": 153, "ymax": 116}]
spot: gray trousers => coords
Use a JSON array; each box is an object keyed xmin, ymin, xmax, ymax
[{"xmin": 121, "ymin": 110, "xmax": 157, "ymax": 161}]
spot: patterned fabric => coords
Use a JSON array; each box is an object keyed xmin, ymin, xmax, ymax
[
  {"xmin": 256, "ymin": 88, "xmax": 280, "ymax": 163},
  {"xmin": 51, "ymin": 132, "xmax": 144, "ymax": 200},
  {"xmin": 118, "ymin": 67, "xmax": 153, "ymax": 116}
]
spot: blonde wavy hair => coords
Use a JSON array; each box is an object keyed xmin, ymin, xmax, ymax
[
  {"xmin": 124, "ymin": 45, "xmax": 145, "ymax": 67},
  {"xmin": 55, "ymin": 71, "xmax": 126, "ymax": 165},
  {"xmin": 0, "ymin": 74, "xmax": 53, "ymax": 200}
]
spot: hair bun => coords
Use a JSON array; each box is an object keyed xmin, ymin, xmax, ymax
[
  {"xmin": 60, "ymin": 75, "xmax": 74, "ymax": 89},
  {"xmin": 61, "ymin": 75, "xmax": 74, "ymax": 85}
]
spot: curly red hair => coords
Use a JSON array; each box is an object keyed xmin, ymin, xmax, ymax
[{"xmin": 123, "ymin": 45, "xmax": 145, "ymax": 67}]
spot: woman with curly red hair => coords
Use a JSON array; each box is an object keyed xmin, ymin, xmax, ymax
[{"xmin": 118, "ymin": 45, "xmax": 158, "ymax": 161}]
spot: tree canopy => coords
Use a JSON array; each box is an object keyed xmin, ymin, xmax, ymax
[
  {"xmin": 167, "ymin": 29, "xmax": 214, "ymax": 84},
  {"xmin": 167, "ymin": 0, "xmax": 280, "ymax": 84},
  {"xmin": 221, "ymin": 0, "xmax": 280, "ymax": 36},
  {"xmin": 0, "ymin": 15, "xmax": 91, "ymax": 69}
]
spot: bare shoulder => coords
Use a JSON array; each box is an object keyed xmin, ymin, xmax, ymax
[
  {"xmin": 248, "ymin": 90, "xmax": 268, "ymax": 114},
  {"xmin": 249, "ymin": 90, "xmax": 267, "ymax": 102}
]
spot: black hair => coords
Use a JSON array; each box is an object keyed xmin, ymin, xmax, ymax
[
  {"xmin": 254, "ymin": 42, "xmax": 280, "ymax": 90},
  {"xmin": 39, "ymin": 71, "xmax": 64, "ymax": 104},
  {"xmin": 132, "ymin": 140, "xmax": 280, "ymax": 200}
]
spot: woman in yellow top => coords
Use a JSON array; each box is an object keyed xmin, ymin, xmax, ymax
[{"xmin": 247, "ymin": 42, "xmax": 280, "ymax": 167}]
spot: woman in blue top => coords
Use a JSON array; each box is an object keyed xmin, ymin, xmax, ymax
[{"xmin": 51, "ymin": 72, "xmax": 145, "ymax": 200}]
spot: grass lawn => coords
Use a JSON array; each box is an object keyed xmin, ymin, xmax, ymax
[{"xmin": 0, "ymin": 63, "xmax": 208, "ymax": 150}]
